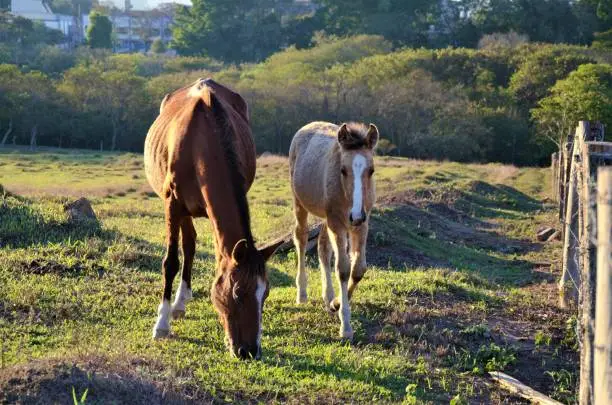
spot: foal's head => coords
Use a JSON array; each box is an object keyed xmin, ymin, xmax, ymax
[
  {"xmin": 211, "ymin": 239, "xmax": 281, "ymax": 360},
  {"xmin": 337, "ymin": 123, "xmax": 379, "ymax": 227}
]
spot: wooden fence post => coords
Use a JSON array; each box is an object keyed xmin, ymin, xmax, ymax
[
  {"xmin": 559, "ymin": 124, "xmax": 584, "ymax": 308},
  {"xmin": 578, "ymin": 122, "xmax": 609, "ymax": 405},
  {"xmin": 560, "ymin": 139, "xmax": 574, "ymax": 225},
  {"xmin": 594, "ymin": 167, "xmax": 612, "ymax": 405},
  {"xmin": 551, "ymin": 152, "xmax": 559, "ymax": 202}
]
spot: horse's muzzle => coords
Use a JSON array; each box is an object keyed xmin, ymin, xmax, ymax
[
  {"xmin": 349, "ymin": 210, "xmax": 367, "ymax": 227},
  {"xmin": 235, "ymin": 345, "xmax": 261, "ymax": 360}
]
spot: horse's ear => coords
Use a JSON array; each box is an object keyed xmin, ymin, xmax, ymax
[
  {"xmin": 337, "ymin": 124, "xmax": 350, "ymax": 148},
  {"xmin": 259, "ymin": 239, "xmax": 284, "ymax": 262},
  {"xmin": 231, "ymin": 239, "xmax": 249, "ymax": 265},
  {"xmin": 160, "ymin": 93, "xmax": 170, "ymax": 114},
  {"xmin": 366, "ymin": 124, "xmax": 379, "ymax": 149}
]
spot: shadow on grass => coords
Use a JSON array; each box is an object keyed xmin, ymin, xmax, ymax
[{"xmin": 369, "ymin": 181, "xmax": 544, "ymax": 286}]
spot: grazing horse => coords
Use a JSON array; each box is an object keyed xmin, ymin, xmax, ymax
[
  {"xmin": 289, "ymin": 121, "xmax": 378, "ymax": 339},
  {"xmin": 144, "ymin": 78, "xmax": 281, "ymax": 359}
]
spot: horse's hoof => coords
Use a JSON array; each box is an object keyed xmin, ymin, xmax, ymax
[
  {"xmin": 329, "ymin": 298, "xmax": 340, "ymax": 313},
  {"xmin": 340, "ymin": 329, "xmax": 354, "ymax": 341},
  {"xmin": 171, "ymin": 309, "xmax": 185, "ymax": 319},
  {"xmin": 296, "ymin": 294, "xmax": 308, "ymax": 304},
  {"xmin": 152, "ymin": 328, "xmax": 170, "ymax": 339}
]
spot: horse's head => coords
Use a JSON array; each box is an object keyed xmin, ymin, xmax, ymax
[
  {"xmin": 211, "ymin": 239, "xmax": 281, "ymax": 360},
  {"xmin": 337, "ymin": 123, "xmax": 379, "ymax": 227}
]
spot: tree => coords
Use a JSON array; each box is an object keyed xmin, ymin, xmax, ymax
[
  {"xmin": 172, "ymin": 0, "xmax": 286, "ymax": 62},
  {"xmin": 150, "ymin": 38, "xmax": 166, "ymax": 54},
  {"xmin": 532, "ymin": 63, "xmax": 612, "ymax": 147},
  {"xmin": 86, "ymin": 11, "xmax": 112, "ymax": 49}
]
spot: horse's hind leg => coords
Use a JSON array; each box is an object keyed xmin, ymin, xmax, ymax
[
  {"xmin": 172, "ymin": 216, "xmax": 196, "ymax": 319},
  {"xmin": 318, "ymin": 223, "xmax": 335, "ymax": 310},
  {"xmin": 293, "ymin": 199, "xmax": 309, "ymax": 304},
  {"xmin": 153, "ymin": 198, "xmax": 182, "ymax": 339},
  {"xmin": 348, "ymin": 222, "xmax": 368, "ymax": 300}
]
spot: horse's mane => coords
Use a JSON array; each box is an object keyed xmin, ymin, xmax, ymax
[
  {"xmin": 208, "ymin": 89, "xmax": 256, "ymax": 251},
  {"xmin": 340, "ymin": 122, "xmax": 370, "ymax": 150}
]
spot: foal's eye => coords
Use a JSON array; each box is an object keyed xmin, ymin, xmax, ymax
[
  {"xmin": 341, "ymin": 167, "xmax": 347, "ymax": 176},
  {"xmin": 368, "ymin": 168, "xmax": 375, "ymax": 176}
]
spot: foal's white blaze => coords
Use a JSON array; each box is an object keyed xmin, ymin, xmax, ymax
[
  {"xmin": 351, "ymin": 154, "xmax": 367, "ymax": 221},
  {"xmin": 255, "ymin": 278, "xmax": 266, "ymax": 345}
]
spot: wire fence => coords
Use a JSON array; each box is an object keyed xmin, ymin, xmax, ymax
[{"xmin": 552, "ymin": 121, "xmax": 611, "ymax": 405}]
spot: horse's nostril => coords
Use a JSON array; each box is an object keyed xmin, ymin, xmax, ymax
[
  {"xmin": 237, "ymin": 346, "xmax": 248, "ymax": 359},
  {"xmin": 349, "ymin": 213, "xmax": 353, "ymax": 223}
]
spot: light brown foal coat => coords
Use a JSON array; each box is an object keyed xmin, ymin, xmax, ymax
[
  {"xmin": 289, "ymin": 121, "xmax": 378, "ymax": 339},
  {"xmin": 144, "ymin": 78, "xmax": 279, "ymax": 359}
]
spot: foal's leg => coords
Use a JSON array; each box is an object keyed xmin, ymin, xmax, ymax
[
  {"xmin": 171, "ymin": 216, "xmax": 196, "ymax": 319},
  {"xmin": 318, "ymin": 223, "xmax": 335, "ymax": 310},
  {"xmin": 348, "ymin": 222, "xmax": 368, "ymax": 300},
  {"xmin": 293, "ymin": 199, "xmax": 309, "ymax": 304},
  {"xmin": 153, "ymin": 199, "xmax": 181, "ymax": 339},
  {"xmin": 327, "ymin": 220, "xmax": 352, "ymax": 339}
]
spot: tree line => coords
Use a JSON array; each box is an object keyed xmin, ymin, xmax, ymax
[{"xmin": 1, "ymin": 34, "xmax": 610, "ymax": 164}]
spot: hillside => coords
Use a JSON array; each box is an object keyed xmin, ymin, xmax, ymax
[{"xmin": 0, "ymin": 148, "xmax": 577, "ymax": 403}]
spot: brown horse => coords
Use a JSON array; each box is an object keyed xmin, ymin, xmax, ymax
[
  {"xmin": 289, "ymin": 122, "xmax": 378, "ymax": 339},
  {"xmin": 144, "ymin": 78, "xmax": 281, "ymax": 359}
]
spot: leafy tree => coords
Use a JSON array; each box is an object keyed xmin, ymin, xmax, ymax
[
  {"xmin": 150, "ymin": 38, "xmax": 167, "ymax": 54},
  {"xmin": 86, "ymin": 11, "xmax": 112, "ymax": 49},
  {"xmin": 172, "ymin": 0, "xmax": 287, "ymax": 62},
  {"xmin": 592, "ymin": 28, "xmax": 612, "ymax": 48},
  {"xmin": 509, "ymin": 45, "xmax": 594, "ymax": 111},
  {"xmin": 532, "ymin": 63, "xmax": 612, "ymax": 147}
]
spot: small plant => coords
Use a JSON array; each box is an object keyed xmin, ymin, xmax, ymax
[
  {"xmin": 546, "ymin": 369, "xmax": 577, "ymax": 403},
  {"xmin": 374, "ymin": 231, "xmax": 389, "ymax": 246},
  {"xmin": 454, "ymin": 343, "xmax": 516, "ymax": 374},
  {"xmin": 450, "ymin": 394, "xmax": 468, "ymax": 405},
  {"xmin": 460, "ymin": 324, "xmax": 490, "ymax": 339},
  {"xmin": 534, "ymin": 330, "xmax": 552, "ymax": 347},
  {"xmin": 72, "ymin": 387, "xmax": 88, "ymax": 405}
]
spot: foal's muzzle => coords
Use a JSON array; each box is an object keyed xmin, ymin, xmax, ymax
[{"xmin": 349, "ymin": 210, "xmax": 367, "ymax": 227}]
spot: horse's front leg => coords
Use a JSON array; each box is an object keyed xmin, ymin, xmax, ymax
[
  {"xmin": 153, "ymin": 199, "xmax": 181, "ymax": 339},
  {"xmin": 348, "ymin": 221, "xmax": 368, "ymax": 300},
  {"xmin": 327, "ymin": 219, "xmax": 352, "ymax": 340},
  {"xmin": 293, "ymin": 199, "xmax": 309, "ymax": 304}
]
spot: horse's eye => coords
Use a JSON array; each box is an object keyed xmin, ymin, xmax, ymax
[
  {"xmin": 341, "ymin": 167, "xmax": 347, "ymax": 176},
  {"xmin": 368, "ymin": 168, "xmax": 375, "ymax": 176}
]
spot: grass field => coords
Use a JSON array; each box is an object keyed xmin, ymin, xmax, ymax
[{"xmin": 0, "ymin": 147, "xmax": 578, "ymax": 404}]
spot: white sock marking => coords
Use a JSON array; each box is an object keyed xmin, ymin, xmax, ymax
[
  {"xmin": 351, "ymin": 154, "xmax": 366, "ymax": 221},
  {"xmin": 255, "ymin": 278, "xmax": 266, "ymax": 345},
  {"xmin": 153, "ymin": 299, "xmax": 171, "ymax": 336},
  {"xmin": 172, "ymin": 280, "xmax": 192, "ymax": 311}
]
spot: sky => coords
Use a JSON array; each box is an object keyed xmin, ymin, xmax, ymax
[{"xmin": 108, "ymin": 0, "xmax": 191, "ymax": 10}]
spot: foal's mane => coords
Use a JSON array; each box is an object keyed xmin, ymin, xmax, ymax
[
  {"xmin": 339, "ymin": 122, "xmax": 370, "ymax": 150},
  {"xmin": 207, "ymin": 88, "xmax": 256, "ymax": 253}
]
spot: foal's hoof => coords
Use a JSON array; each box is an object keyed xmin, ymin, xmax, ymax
[
  {"xmin": 329, "ymin": 298, "xmax": 341, "ymax": 313},
  {"xmin": 340, "ymin": 328, "xmax": 354, "ymax": 341},
  {"xmin": 171, "ymin": 309, "xmax": 185, "ymax": 319},
  {"xmin": 296, "ymin": 293, "xmax": 308, "ymax": 304},
  {"xmin": 152, "ymin": 328, "xmax": 170, "ymax": 339}
]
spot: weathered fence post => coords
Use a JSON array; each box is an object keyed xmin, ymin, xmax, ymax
[
  {"xmin": 559, "ymin": 125, "xmax": 583, "ymax": 308},
  {"xmin": 594, "ymin": 167, "xmax": 612, "ymax": 405},
  {"xmin": 560, "ymin": 138, "xmax": 574, "ymax": 225},
  {"xmin": 577, "ymin": 122, "xmax": 609, "ymax": 405},
  {"xmin": 551, "ymin": 152, "xmax": 559, "ymax": 201}
]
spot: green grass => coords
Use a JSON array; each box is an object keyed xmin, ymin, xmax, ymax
[{"xmin": 0, "ymin": 148, "xmax": 577, "ymax": 404}]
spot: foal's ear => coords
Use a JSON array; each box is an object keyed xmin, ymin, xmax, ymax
[
  {"xmin": 337, "ymin": 123, "xmax": 350, "ymax": 148},
  {"xmin": 366, "ymin": 124, "xmax": 379, "ymax": 149},
  {"xmin": 259, "ymin": 239, "xmax": 284, "ymax": 262},
  {"xmin": 159, "ymin": 93, "xmax": 170, "ymax": 114},
  {"xmin": 231, "ymin": 239, "xmax": 249, "ymax": 265}
]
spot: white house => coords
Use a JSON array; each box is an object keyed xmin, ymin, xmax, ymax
[{"xmin": 10, "ymin": 0, "xmax": 84, "ymax": 43}]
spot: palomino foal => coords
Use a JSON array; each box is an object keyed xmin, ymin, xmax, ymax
[
  {"xmin": 289, "ymin": 122, "xmax": 378, "ymax": 339},
  {"xmin": 144, "ymin": 78, "xmax": 281, "ymax": 359}
]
